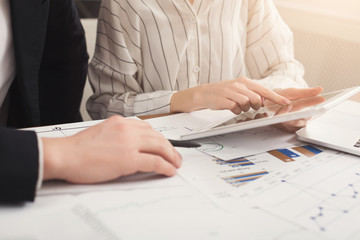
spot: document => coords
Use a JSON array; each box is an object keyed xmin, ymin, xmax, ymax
[
  {"xmin": 144, "ymin": 109, "xmax": 236, "ymax": 140},
  {"xmin": 196, "ymin": 125, "xmax": 297, "ymax": 160},
  {"xmin": 236, "ymin": 150, "xmax": 360, "ymax": 240},
  {"xmin": 38, "ymin": 172, "xmax": 183, "ymax": 196},
  {"xmin": 177, "ymin": 143, "xmax": 340, "ymax": 205},
  {"xmin": 0, "ymin": 175, "xmax": 324, "ymax": 240},
  {"xmin": 26, "ymin": 119, "xmax": 104, "ymax": 137},
  {"xmin": 12, "ymin": 117, "xmax": 360, "ymax": 239}
]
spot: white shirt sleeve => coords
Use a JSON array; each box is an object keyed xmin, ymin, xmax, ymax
[
  {"xmin": 245, "ymin": 0, "xmax": 308, "ymax": 89},
  {"xmin": 36, "ymin": 134, "xmax": 44, "ymax": 190}
]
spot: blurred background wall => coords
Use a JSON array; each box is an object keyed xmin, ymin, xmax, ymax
[
  {"xmin": 75, "ymin": 0, "xmax": 100, "ymax": 121},
  {"xmin": 274, "ymin": 0, "xmax": 360, "ymax": 91}
]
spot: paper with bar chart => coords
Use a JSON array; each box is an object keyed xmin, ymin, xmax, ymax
[
  {"xmin": 236, "ymin": 149, "xmax": 360, "ymax": 240},
  {"xmin": 21, "ymin": 119, "xmax": 360, "ymax": 239},
  {"xmin": 177, "ymin": 143, "xmax": 337, "ymax": 204}
]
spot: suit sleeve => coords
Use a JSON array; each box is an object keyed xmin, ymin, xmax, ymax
[
  {"xmin": 38, "ymin": 0, "xmax": 88, "ymax": 125},
  {"xmin": 0, "ymin": 127, "xmax": 39, "ymax": 202}
]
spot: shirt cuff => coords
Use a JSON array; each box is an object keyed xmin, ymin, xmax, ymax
[
  {"xmin": 133, "ymin": 91, "xmax": 176, "ymax": 116},
  {"xmin": 36, "ymin": 134, "xmax": 44, "ymax": 190}
]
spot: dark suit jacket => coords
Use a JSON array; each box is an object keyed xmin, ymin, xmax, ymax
[{"xmin": 0, "ymin": 0, "xmax": 88, "ymax": 202}]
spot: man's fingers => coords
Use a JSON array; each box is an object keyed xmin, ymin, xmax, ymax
[
  {"xmin": 138, "ymin": 132, "xmax": 182, "ymax": 168},
  {"xmin": 107, "ymin": 116, "xmax": 182, "ymax": 169},
  {"xmin": 137, "ymin": 153, "xmax": 178, "ymax": 177}
]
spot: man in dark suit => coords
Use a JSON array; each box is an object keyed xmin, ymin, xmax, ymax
[
  {"xmin": 0, "ymin": 0, "xmax": 181, "ymax": 202},
  {"xmin": 7, "ymin": 0, "xmax": 87, "ymax": 128}
]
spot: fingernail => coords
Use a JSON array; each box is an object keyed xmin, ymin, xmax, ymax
[
  {"xmin": 176, "ymin": 151, "xmax": 182, "ymax": 168},
  {"xmin": 261, "ymin": 97, "xmax": 266, "ymax": 107}
]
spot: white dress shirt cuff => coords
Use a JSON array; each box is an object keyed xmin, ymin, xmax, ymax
[{"xmin": 36, "ymin": 134, "xmax": 44, "ymax": 190}]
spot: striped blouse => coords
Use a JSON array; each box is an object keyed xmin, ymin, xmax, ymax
[{"xmin": 87, "ymin": 0, "xmax": 308, "ymax": 119}]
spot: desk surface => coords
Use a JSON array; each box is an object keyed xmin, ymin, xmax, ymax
[
  {"xmin": 1, "ymin": 119, "xmax": 360, "ymax": 240},
  {"xmin": 138, "ymin": 112, "xmax": 175, "ymax": 120}
]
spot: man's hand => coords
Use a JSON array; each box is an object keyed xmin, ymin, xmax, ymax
[{"xmin": 42, "ymin": 116, "xmax": 182, "ymax": 183}]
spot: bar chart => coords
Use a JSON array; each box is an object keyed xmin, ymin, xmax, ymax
[
  {"xmin": 223, "ymin": 171, "xmax": 269, "ymax": 187},
  {"xmin": 215, "ymin": 157, "xmax": 255, "ymax": 167},
  {"xmin": 268, "ymin": 145, "xmax": 323, "ymax": 162}
]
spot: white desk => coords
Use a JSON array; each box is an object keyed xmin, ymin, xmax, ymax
[{"xmin": 1, "ymin": 120, "xmax": 359, "ymax": 240}]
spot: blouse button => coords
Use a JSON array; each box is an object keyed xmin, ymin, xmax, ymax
[{"xmin": 193, "ymin": 66, "xmax": 200, "ymax": 73}]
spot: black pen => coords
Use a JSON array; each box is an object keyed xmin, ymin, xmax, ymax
[{"xmin": 169, "ymin": 139, "xmax": 201, "ymax": 148}]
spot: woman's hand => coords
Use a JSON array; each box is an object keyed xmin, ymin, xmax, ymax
[
  {"xmin": 269, "ymin": 87, "xmax": 324, "ymax": 132},
  {"xmin": 170, "ymin": 77, "xmax": 291, "ymax": 114}
]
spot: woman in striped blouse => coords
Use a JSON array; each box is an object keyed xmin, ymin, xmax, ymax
[{"xmin": 87, "ymin": 0, "xmax": 322, "ymax": 131}]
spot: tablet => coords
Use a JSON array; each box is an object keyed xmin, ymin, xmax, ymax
[{"xmin": 179, "ymin": 86, "xmax": 360, "ymax": 140}]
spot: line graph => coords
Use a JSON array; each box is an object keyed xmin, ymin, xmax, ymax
[
  {"xmin": 93, "ymin": 195, "xmax": 192, "ymax": 215},
  {"xmin": 279, "ymin": 172, "xmax": 360, "ymax": 233},
  {"xmin": 240, "ymin": 153, "xmax": 360, "ymax": 239}
]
